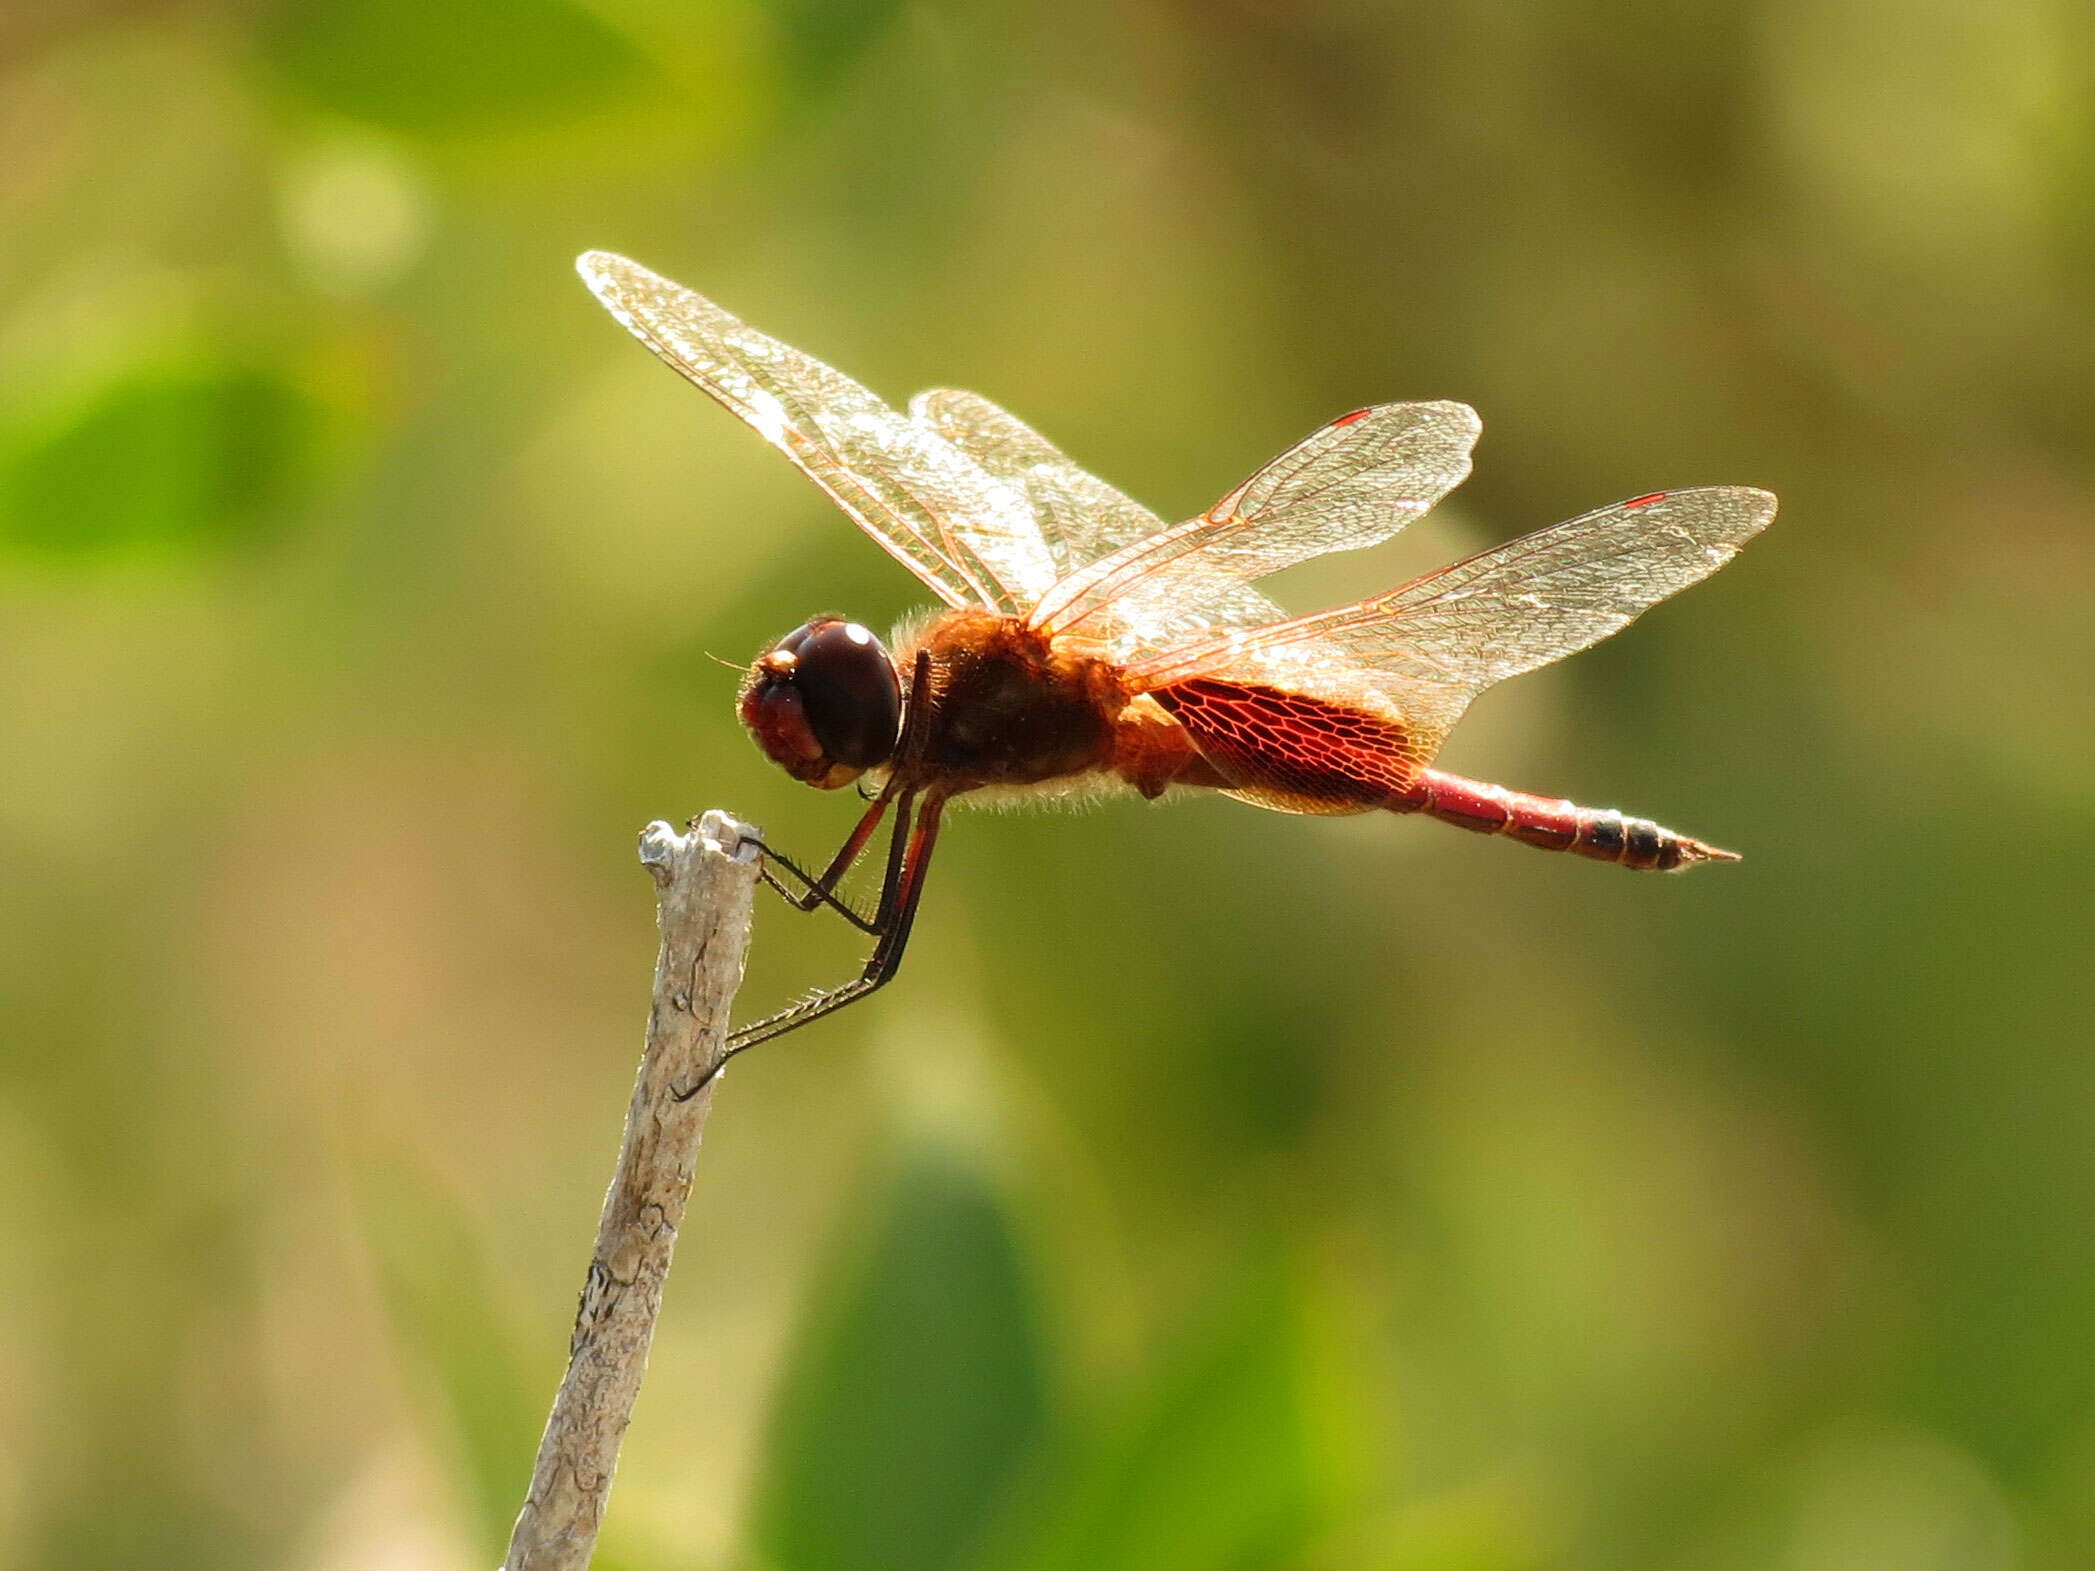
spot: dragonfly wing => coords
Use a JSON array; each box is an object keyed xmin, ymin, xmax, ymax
[
  {"xmin": 1134, "ymin": 485, "xmax": 1777, "ymax": 781},
  {"xmin": 910, "ymin": 386, "xmax": 1290, "ymax": 632},
  {"xmin": 1327, "ymin": 484, "xmax": 1779, "ymax": 686},
  {"xmin": 907, "ymin": 389, "xmax": 1161, "ymax": 577},
  {"xmin": 1149, "ymin": 675, "xmax": 1439, "ymax": 814},
  {"xmin": 579, "ymin": 253, "xmax": 1058, "ymax": 612},
  {"xmin": 1028, "ymin": 400, "xmax": 1481, "ymax": 656}
]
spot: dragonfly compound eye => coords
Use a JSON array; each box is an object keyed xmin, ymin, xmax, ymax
[{"xmin": 739, "ymin": 618, "xmax": 902, "ymax": 788}]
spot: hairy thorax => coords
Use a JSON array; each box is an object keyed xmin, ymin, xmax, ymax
[{"xmin": 892, "ymin": 610, "xmax": 1219, "ymax": 801}]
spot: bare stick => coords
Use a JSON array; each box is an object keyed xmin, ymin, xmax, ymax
[{"xmin": 502, "ymin": 810, "xmax": 762, "ymax": 1571}]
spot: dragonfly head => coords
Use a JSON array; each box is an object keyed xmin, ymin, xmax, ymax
[{"xmin": 739, "ymin": 617, "xmax": 903, "ymax": 790}]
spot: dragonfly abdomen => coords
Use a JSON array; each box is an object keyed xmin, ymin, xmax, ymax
[{"xmin": 1393, "ymin": 769, "xmax": 1740, "ymax": 872}]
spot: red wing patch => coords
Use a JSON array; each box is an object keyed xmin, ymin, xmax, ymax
[{"xmin": 1151, "ymin": 678, "xmax": 1421, "ymax": 815}]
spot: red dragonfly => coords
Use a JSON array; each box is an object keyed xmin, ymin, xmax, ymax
[{"xmin": 580, "ymin": 252, "xmax": 1775, "ymax": 1058}]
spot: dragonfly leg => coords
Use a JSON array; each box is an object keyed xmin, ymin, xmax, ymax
[
  {"xmin": 673, "ymin": 789, "xmax": 946, "ymax": 1097},
  {"xmin": 751, "ymin": 791, "xmax": 894, "ymax": 934}
]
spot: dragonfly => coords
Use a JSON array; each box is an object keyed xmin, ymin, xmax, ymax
[{"xmin": 579, "ymin": 251, "xmax": 1776, "ymax": 1061}]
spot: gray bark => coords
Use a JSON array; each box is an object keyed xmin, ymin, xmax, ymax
[{"xmin": 501, "ymin": 811, "xmax": 761, "ymax": 1571}]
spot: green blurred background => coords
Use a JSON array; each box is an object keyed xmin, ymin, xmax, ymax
[{"xmin": 3, "ymin": 1, "xmax": 2091, "ymax": 1567}]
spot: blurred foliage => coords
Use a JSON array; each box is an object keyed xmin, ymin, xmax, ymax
[
  {"xmin": 262, "ymin": 0, "xmax": 663, "ymax": 137},
  {"xmin": 1, "ymin": 0, "xmax": 2091, "ymax": 1568},
  {"xmin": 357, "ymin": 1152, "xmax": 547, "ymax": 1547},
  {"xmin": 754, "ymin": 1146, "xmax": 1047, "ymax": 1571},
  {"xmin": 0, "ymin": 361, "xmax": 321, "ymax": 559},
  {"xmin": 978, "ymin": 1252, "xmax": 1360, "ymax": 1571}
]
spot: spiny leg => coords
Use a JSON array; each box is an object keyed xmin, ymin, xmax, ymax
[
  {"xmin": 675, "ymin": 790, "xmax": 945, "ymax": 1098},
  {"xmin": 753, "ymin": 790, "xmax": 894, "ymax": 934},
  {"xmin": 719, "ymin": 790, "xmax": 939, "ymax": 1065}
]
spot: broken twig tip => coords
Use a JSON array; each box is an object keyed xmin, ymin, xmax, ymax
[
  {"xmin": 637, "ymin": 820, "xmax": 682, "ymax": 886},
  {"xmin": 697, "ymin": 809, "xmax": 763, "ymax": 864}
]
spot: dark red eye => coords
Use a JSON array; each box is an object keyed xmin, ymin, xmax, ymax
[
  {"xmin": 773, "ymin": 618, "xmax": 902, "ymax": 769},
  {"xmin": 740, "ymin": 618, "xmax": 902, "ymax": 786}
]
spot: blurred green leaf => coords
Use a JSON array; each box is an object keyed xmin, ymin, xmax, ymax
[
  {"xmin": 979, "ymin": 1257, "xmax": 1358, "ymax": 1571},
  {"xmin": 766, "ymin": 0, "xmax": 912, "ymax": 100},
  {"xmin": 755, "ymin": 1145, "xmax": 1049, "ymax": 1571},
  {"xmin": 262, "ymin": 0, "xmax": 658, "ymax": 136},
  {"xmin": 356, "ymin": 1155, "xmax": 543, "ymax": 1548},
  {"xmin": 0, "ymin": 365, "xmax": 316, "ymax": 560}
]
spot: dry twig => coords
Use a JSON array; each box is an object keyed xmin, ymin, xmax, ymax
[{"xmin": 502, "ymin": 811, "xmax": 761, "ymax": 1571}]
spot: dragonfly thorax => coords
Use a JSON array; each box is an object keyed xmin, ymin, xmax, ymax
[{"xmin": 739, "ymin": 617, "xmax": 903, "ymax": 789}]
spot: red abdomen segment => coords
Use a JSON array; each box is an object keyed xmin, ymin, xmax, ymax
[
  {"xmin": 1392, "ymin": 770, "xmax": 1740, "ymax": 871},
  {"xmin": 1149, "ymin": 679, "xmax": 1739, "ymax": 869}
]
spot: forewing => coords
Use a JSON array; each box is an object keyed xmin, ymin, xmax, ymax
[
  {"xmin": 1134, "ymin": 485, "xmax": 1777, "ymax": 771},
  {"xmin": 907, "ymin": 389, "xmax": 1161, "ymax": 575},
  {"xmin": 910, "ymin": 386, "xmax": 1290, "ymax": 634},
  {"xmin": 1028, "ymin": 401, "xmax": 1481, "ymax": 657},
  {"xmin": 578, "ymin": 252, "xmax": 1058, "ymax": 612}
]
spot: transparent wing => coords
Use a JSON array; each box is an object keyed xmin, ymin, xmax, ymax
[
  {"xmin": 909, "ymin": 386, "xmax": 1290, "ymax": 632},
  {"xmin": 907, "ymin": 389, "xmax": 1161, "ymax": 575},
  {"xmin": 1132, "ymin": 486, "xmax": 1778, "ymax": 778},
  {"xmin": 578, "ymin": 252, "xmax": 1058, "ymax": 612},
  {"xmin": 1027, "ymin": 401, "xmax": 1482, "ymax": 658},
  {"xmin": 1149, "ymin": 678, "xmax": 1436, "ymax": 815}
]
